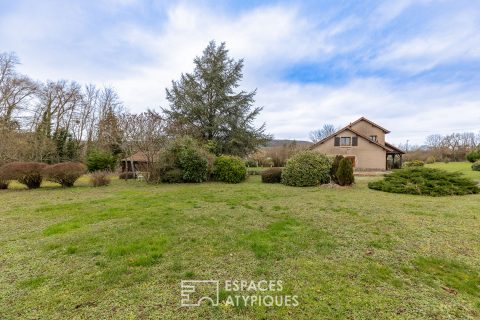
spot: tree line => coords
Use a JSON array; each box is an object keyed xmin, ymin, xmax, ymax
[
  {"xmin": 402, "ymin": 132, "xmax": 480, "ymax": 162},
  {"xmin": 0, "ymin": 41, "xmax": 270, "ymax": 167}
]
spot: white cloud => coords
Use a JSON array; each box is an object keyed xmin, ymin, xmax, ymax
[
  {"xmin": 256, "ymin": 78, "xmax": 480, "ymax": 145},
  {"xmin": 373, "ymin": 10, "xmax": 480, "ymax": 73},
  {"xmin": 371, "ymin": 0, "xmax": 433, "ymax": 26},
  {"xmin": 1, "ymin": 0, "xmax": 479, "ymax": 145},
  {"xmin": 110, "ymin": 3, "xmax": 357, "ymax": 108},
  {"xmin": 73, "ymin": 2, "xmax": 480, "ymax": 144}
]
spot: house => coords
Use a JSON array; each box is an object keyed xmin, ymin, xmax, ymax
[
  {"xmin": 121, "ymin": 151, "xmax": 150, "ymax": 172},
  {"xmin": 310, "ymin": 117, "xmax": 404, "ymax": 171}
]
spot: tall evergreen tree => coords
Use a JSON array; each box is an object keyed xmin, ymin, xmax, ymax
[{"xmin": 163, "ymin": 41, "xmax": 270, "ymax": 156}]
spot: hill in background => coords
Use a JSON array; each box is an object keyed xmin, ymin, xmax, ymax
[{"xmin": 264, "ymin": 139, "xmax": 313, "ymax": 148}]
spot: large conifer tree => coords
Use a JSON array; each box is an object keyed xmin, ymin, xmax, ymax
[{"xmin": 163, "ymin": 41, "xmax": 270, "ymax": 156}]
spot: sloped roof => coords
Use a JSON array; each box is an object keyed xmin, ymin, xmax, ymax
[
  {"xmin": 311, "ymin": 127, "xmax": 391, "ymax": 151},
  {"xmin": 350, "ymin": 117, "xmax": 391, "ymax": 133},
  {"xmin": 309, "ymin": 117, "xmax": 403, "ymax": 154},
  {"xmin": 385, "ymin": 142, "xmax": 405, "ymax": 154},
  {"xmin": 121, "ymin": 151, "xmax": 149, "ymax": 162}
]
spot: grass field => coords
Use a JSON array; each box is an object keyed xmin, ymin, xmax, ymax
[
  {"xmin": 427, "ymin": 161, "xmax": 480, "ymax": 180},
  {"xmin": 0, "ymin": 163, "xmax": 479, "ymax": 319}
]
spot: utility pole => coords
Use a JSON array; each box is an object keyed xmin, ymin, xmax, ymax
[{"xmin": 406, "ymin": 140, "xmax": 409, "ymax": 153}]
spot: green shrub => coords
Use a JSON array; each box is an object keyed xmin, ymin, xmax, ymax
[
  {"xmin": 213, "ymin": 155, "xmax": 247, "ymax": 183},
  {"xmin": 161, "ymin": 168, "xmax": 184, "ymax": 183},
  {"xmin": 154, "ymin": 136, "xmax": 211, "ymax": 183},
  {"xmin": 425, "ymin": 156, "xmax": 436, "ymax": 164},
  {"xmin": 86, "ymin": 151, "xmax": 116, "ymax": 172},
  {"xmin": 330, "ymin": 155, "xmax": 344, "ymax": 184},
  {"xmin": 403, "ymin": 160, "xmax": 425, "ymax": 168},
  {"xmin": 472, "ymin": 161, "xmax": 480, "ymax": 171},
  {"xmin": 466, "ymin": 149, "xmax": 480, "ymax": 163},
  {"xmin": 282, "ymin": 151, "xmax": 331, "ymax": 187},
  {"xmin": 179, "ymin": 147, "xmax": 208, "ymax": 183},
  {"xmin": 0, "ymin": 162, "xmax": 46, "ymax": 189},
  {"xmin": 261, "ymin": 167, "xmax": 283, "ymax": 183},
  {"xmin": 43, "ymin": 162, "xmax": 86, "ymax": 187},
  {"xmin": 336, "ymin": 158, "xmax": 354, "ymax": 186},
  {"xmin": 90, "ymin": 171, "xmax": 111, "ymax": 187},
  {"xmin": 368, "ymin": 167, "xmax": 479, "ymax": 196}
]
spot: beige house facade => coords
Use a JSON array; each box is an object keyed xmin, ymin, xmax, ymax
[{"xmin": 310, "ymin": 117, "xmax": 404, "ymax": 171}]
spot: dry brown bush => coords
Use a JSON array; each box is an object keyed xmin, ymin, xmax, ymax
[
  {"xmin": 0, "ymin": 162, "xmax": 46, "ymax": 189},
  {"xmin": 0, "ymin": 180, "xmax": 9, "ymax": 189},
  {"xmin": 43, "ymin": 162, "xmax": 86, "ymax": 187},
  {"xmin": 90, "ymin": 171, "xmax": 111, "ymax": 187}
]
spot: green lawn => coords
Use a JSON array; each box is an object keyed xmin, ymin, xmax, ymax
[
  {"xmin": 427, "ymin": 161, "xmax": 480, "ymax": 180},
  {"xmin": 0, "ymin": 164, "xmax": 479, "ymax": 319}
]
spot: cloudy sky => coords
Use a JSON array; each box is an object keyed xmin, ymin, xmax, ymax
[{"xmin": 1, "ymin": 0, "xmax": 479, "ymax": 144}]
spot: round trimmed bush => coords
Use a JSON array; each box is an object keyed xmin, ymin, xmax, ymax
[
  {"xmin": 281, "ymin": 151, "xmax": 331, "ymax": 187},
  {"xmin": 403, "ymin": 160, "xmax": 425, "ymax": 168},
  {"xmin": 336, "ymin": 158, "xmax": 354, "ymax": 186},
  {"xmin": 213, "ymin": 156, "xmax": 247, "ymax": 183},
  {"xmin": 472, "ymin": 160, "xmax": 480, "ymax": 171},
  {"xmin": 43, "ymin": 162, "xmax": 86, "ymax": 187},
  {"xmin": 261, "ymin": 167, "xmax": 283, "ymax": 183},
  {"xmin": 466, "ymin": 149, "xmax": 480, "ymax": 163},
  {"xmin": 368, "ymin": 167, "xmax": 479, "ymax": 196},
  {"xmin": 0, "ymin": 162, "xmax": 46, "ymax": 189}
]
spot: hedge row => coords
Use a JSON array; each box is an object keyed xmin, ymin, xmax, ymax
[
  {"xmin": 0, "ymin": 162, "xmax": 86, "ymax": 189},
  {"xmin": 258, "ymin": 151, "xmax": 355, "ymax": 187},
  {"xmin": 146, "ymin": 137, "xmax": 247, "ymax": 184}
]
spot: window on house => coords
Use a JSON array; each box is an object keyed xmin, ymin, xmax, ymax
[
  {"xmin": 340, "ymin": 137, "xmax": 351, "ymax": 146},
  {"xmin": 369, "ymin": 135, "xmax": 378, "ymax": 142}
]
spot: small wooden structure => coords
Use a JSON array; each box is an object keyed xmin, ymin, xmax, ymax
[{"xmin": 120, "ymin": 152, "xmax": 149, "ymax": 173}]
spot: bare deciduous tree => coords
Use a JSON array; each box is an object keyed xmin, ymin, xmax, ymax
[
  {"xmin": 0, "ymin": 52, "xmax": 37, "ymax": 128},
  {"xmin": 309, "ymin": 124, "xmax": 336, "ymax": 143},
  {"xmin": 120, "ymin": 110, "xmax": 167, "ymax": 173}
]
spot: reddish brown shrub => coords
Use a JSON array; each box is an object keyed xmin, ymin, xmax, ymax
[
  {"xmin": 43, "ymin": 162, "xmax": 87, "ymax": 187},
  {"xmin": 90, "ymin": 171, "xmax": 111, "ymax": 187},
  {"xmin": 0, "ymin": 167, "xmax": 9, "ymax": 189},
  {"xmin": 0, "ymin": 162, "xmax": 47, "ymax": 189},
  {"xmin": 0, "ymin": 180, "xmax": 9, "ymax": 189}
]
